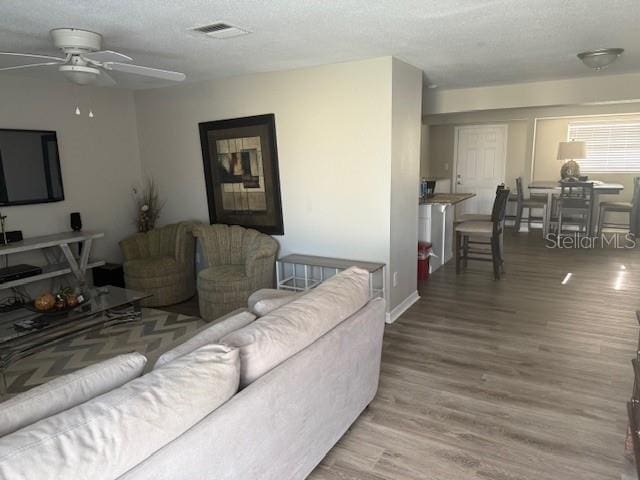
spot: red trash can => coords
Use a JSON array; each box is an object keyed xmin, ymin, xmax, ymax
[{"xmin": 418, "ymin": 242, "xmax": 432, "ymax": 281}]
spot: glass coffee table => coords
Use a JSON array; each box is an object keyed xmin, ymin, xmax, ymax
[{"xmin": 0, "ymin": 286, "xmax": 151, "ymax": 394}]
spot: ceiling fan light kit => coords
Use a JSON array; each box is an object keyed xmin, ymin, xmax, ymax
[
  {"xmin": 0, "ymin": 28, "xmax": 186, "ymax": 87},
  {"xmin": 577, "ymin": 48, "xmax": 624, "ymax": 70},
  {"xmin": 60, "ymin": 64, "xmax": 100, "ymax": 85}
]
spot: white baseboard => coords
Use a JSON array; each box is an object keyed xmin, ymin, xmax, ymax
[{"xmin": 385, "ymin": 290, "xmax": 420, "ymax": 324}]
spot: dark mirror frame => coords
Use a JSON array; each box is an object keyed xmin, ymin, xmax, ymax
[{"xmin": 199, "ymin": 114, "xmax": 284, "ymax": 235}]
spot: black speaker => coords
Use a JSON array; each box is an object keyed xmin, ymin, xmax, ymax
[
  {"xmin": 70, "ymin": 212, "xmax": 82, "ymax": 232},
  {"xmin": 92, "ymin": 263, "xmax": 125, "ymax": 288}
]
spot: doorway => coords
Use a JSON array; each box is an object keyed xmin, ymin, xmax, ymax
[{"xmin": 454, "ymin": 124, "xmax": 507, "ymax": 214}]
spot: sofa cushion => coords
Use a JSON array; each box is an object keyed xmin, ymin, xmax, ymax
[
  {"xmin": 125, "ymin": 256, "xmax": 180, "ymax": 278},
  {"xmin": 154, "ymin": 310, "xmax": 256, "ymax": 369},
  {"xmin": 0, "ymin": 352, "xmax": 146, "ymax": 438},
  {"xmin": 0, "ymin": 344, "xmax": 239, "ymax": 480},
  {"xmin": 247, "ymin": 288, "xmax": 300, "ymax": 317},
  {"xmin": 221, "ymin": 267, "xmax": 370, "ymax": 387}
]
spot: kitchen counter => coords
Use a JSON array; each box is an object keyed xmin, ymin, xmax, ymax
[
  {"xmin": 420, "ymin": 193, "xmax": 475, "ymax": 205},
  {"xmin": 418, "ymin": 193, "xmax": 475, "ymax": 274}
]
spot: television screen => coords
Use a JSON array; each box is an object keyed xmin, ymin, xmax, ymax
[{"xmin": 0, "ymin": 129, "xmax": 64, "ymax": 206}]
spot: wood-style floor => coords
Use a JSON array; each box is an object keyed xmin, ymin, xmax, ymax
[{"xmin": 309, "ymin": 232, "xmax": 639, "ymax": 480}]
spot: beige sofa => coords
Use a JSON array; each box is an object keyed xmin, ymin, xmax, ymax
[
  {"xmin": 193, "ymin": 224, "xmax": 279, "ymax": 321},
  {"xmin": 120, "ymin": 222, "xmax": 196, "ymax": 307},
  {"xmin": 0, "ymin": 268, "xmax": 385, "ymax": 480}
]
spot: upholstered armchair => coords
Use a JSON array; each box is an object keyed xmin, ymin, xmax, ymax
[
  {"xmin": 193, "ymin": 224, "xmax": 279, "ymax": 321},
  {"xmin": 120, "ymin": 222, "xmax": 196, "ymax": 307}
]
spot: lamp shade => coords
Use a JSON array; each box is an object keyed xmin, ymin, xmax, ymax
[{"xmin": 557, "ymin": 141, "xmax": 586, "ymax": 160}]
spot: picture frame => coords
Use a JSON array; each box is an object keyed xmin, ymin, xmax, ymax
[{"xmin": 199, "ymin": 114, "xmax": 284, "ymax": 235}]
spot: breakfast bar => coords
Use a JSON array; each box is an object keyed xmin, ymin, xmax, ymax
[{"xmin": 418, "ymin": 193, "xmax": 475, "ymax": 272}]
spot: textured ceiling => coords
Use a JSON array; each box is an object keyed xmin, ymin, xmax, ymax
[{"xmin": 0, "ymin": 0, "xmax": 639, "ymax": 89}]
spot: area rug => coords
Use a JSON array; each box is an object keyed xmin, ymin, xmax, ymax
[{"xmin": 2, "ymin": 308, "xmax": 205, "ymax": 397}]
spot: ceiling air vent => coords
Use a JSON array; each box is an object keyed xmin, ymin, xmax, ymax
[{"xmin": 190, "ymin": 22, "xmax": 250, "ymax": 39}]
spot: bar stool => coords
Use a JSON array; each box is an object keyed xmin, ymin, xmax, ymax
[
  {"xmin": 455, "ymin": 188, "xmax": 510, "ymax": 280},
  {"xmin": 455, "ymin": 184, "xmax": 506, "ymax": 223},
  {"xmin": 513, "ymin": 177, "xmax": 547, "ymax": 235},
  {"xmin": 455, "ymin": 185, "xmax": 506, "ymax": 265},
  {"xmin": 597, "ymin": 177, "xmax": 640, "ymax": 236}
]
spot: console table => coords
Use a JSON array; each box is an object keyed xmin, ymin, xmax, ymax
[
  {"xmin": 276, "ymin": 254, "xmax": 385, "ymax": 300},
  {"xmin": 0, "ymin": 231, "xmax": 105, "ymax": 290}
]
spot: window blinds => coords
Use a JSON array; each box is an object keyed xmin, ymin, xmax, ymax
[{"xmin": 568, "ymin": 120, "xmax": 640, "ymax": 172}]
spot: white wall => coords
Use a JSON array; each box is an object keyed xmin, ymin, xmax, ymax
[
  {"xmin": 0, "ymin": 76, "xmax": 142, "ymax": 265},
  {"xmin": 389, "ymin": 58, "xmax": 422, "ymax": 313},
  {"xmin": 135, "ymin": 57, "xmax": 396, "ymax": 299},
  {"xmin": 424, "ymin": 72, "xmax": 640, "ymax": 115},
  {"xmin": 135, "ymin": 56, "xmax": 424, "ymax": 313}
]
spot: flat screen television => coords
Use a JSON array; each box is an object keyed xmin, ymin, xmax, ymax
[{"xmin": 0, "ymin": 129, "xmax": 64, "ymax": 206}]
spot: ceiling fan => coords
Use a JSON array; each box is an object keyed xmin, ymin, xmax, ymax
[{"xmin": 0, "ymin": 28, "xmax": 186, "ymax": 87}]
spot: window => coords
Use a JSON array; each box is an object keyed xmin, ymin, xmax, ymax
[{"xmin": 568, "ymin": 119, "xmax": 640, "ymax": 172}]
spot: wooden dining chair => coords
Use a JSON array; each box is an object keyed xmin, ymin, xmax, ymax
[
  {"xmin": 557, "ymin": 181, "xmax": 593, "ymax": 236},
  {"xmin": 513, "ymin": 177, "xmax": 547, "ymax": 235},
  {"xmin": 455, "ymin": 184, "xmax": 506, "ymax": 223},
  {"xmin": 597, "ymin": 177, "xmax": 640, "ymax": 236},
  {"xmin": 455, "ymin": 185, "xmax": 507, "ymax": 267},
  {"xmin": 455, "ymin": 188, "xmax": 510, "ymax": 280}
]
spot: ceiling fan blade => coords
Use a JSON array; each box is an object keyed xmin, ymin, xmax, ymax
[
  {"xmin": 0, "ymin": 61, "xmax": 63, "ymax": 72},
  {"xmin": 103, "ymin": 62, "xmax": 185, "ymax": 82},
  {"xmin": 83, "ymin": 50, "xmax": 133, "ymax": 64},
  {"xmin": 0, "ymin": 52, "xmax": 66, "ymax": 69},
  {"xmin": 94, "ymin": 69, "xmax": 117, "ymax": 87}
]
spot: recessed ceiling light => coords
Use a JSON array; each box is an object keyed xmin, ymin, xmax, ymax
[
  {"xmin": 427, "ymin": 84, "xmax": 438, "ymax": 89},
  {"xmin": 577, "ymin": 48, "xmax": 624, "ymax": 70}
]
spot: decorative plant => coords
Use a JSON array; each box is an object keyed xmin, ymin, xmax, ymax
[{"xmin": 132, "ymin": 177, "xmax": 165, "ymax": 233}]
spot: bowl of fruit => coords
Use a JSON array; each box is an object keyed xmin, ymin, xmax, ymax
[{"xmin": 28, "ymin": 288, "xmax": 88, "ymax": 315}]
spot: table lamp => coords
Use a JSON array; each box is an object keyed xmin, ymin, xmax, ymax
[{"xmin": 557, "ymin": 140, "xmax": 586, "ymax": 180}]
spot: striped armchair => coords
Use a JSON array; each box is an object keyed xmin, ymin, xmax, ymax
[
  {"xmin": 193, "ymin": 224, "xmax": 278, "ymax": 321},
  {"xmin": 120, "ymin": 222, "xmax": 196, "ymax": 307}
]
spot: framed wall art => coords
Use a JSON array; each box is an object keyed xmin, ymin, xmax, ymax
[{"xmin": 199, "ymin": 114, "xmax": 284, "ymax": 235}]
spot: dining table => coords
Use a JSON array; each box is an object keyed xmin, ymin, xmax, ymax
[{"xmin": 528, "ymin": 180, "xmax": 625, "ymax": 236}]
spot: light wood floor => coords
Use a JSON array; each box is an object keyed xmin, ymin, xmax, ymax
[{"xmin": 309, "ymin": 232, "xmax": 639, "ymax": 480}]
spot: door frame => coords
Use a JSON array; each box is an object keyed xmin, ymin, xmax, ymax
[{"xmin": 452, "ymin": 124, "xmax": 508, "ymax": 193}]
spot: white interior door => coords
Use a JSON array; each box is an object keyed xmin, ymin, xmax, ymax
[{"xmin": 454, "ymin": 125, "xmax": 507, "ymax": 215}]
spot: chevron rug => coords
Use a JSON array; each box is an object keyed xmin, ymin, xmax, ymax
[{"xmin": 2, "ymin": 308, "xmax": 205, "ymax": 397}]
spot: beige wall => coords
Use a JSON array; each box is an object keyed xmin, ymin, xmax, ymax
[
  {"xmin": 134, "ymin": 56, "xmax": 423, "ymax": 312},
  {"xmin": 135, "ymin": 57, "xmax": 426, "ymax": 310},
  {"xmin": 425, "ymin": 124, "xmax": 454, "ymax": 180},
  {"xmin": 389, "ymin": 58, "xmax": 422, "ymax": 311},
  {"xmin": 419, "ymin": 124, "xmax": 429, "ymax": 179},
  {"xmin": 424, "ymin": 72, "xmax": 640, "ymax": 115},
  {"xmin": 0, "ymin": 76, "xmax": 141, "ymax": 263},
  {"xmin": 505, "ymin": 121, "xmax": 528, "ymax": 188}
]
